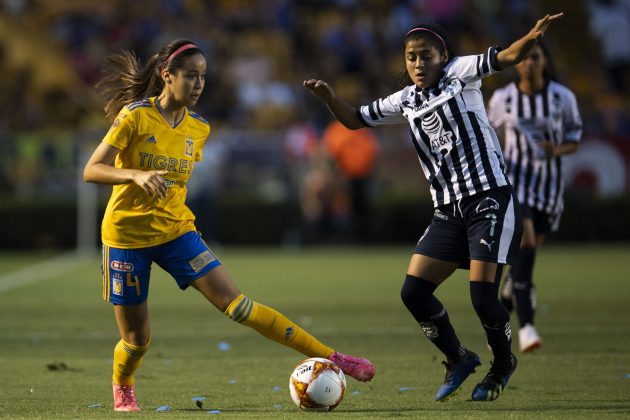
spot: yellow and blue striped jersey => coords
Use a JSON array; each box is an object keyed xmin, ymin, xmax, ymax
[{"xmin": 101, "ymin": 97, "xmax": 210, "ymax": 248}]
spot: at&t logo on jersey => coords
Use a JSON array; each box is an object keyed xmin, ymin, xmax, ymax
[{"xmin": 422, "ymin": 112, "xmax": 454, "ymax": 153}]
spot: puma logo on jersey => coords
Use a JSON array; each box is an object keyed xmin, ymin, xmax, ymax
[{"xmin": 480, "ymin": 239, "xmax": 494, "ymax": 251}]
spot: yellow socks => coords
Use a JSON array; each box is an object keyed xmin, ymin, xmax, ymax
[
  {"xmin": 225, "ymin": 294, "xmax": 334, "ymax": 358},
  {"xmin": 112, "ymin": 338, "xmax": 150, "ymax": 386}
]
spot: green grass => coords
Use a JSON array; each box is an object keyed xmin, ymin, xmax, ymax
[{"xmin": 1, "ymin": 245, "xmax": 629, "ymax": 419}]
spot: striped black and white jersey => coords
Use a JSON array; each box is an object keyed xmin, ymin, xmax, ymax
[
  {"xmin": 487, "ymin": 81, "xmax": 582, "ymax": 216},
  {"xmin": 357, "ymin": 47, "xmax": 510, "ymax": 207}
]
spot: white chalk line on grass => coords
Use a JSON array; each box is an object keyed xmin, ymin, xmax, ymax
[{"xmin": 0, "ymin": 252, "xmax": 95, "ymax": 294}]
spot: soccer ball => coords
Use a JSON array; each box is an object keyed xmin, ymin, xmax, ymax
[{"xmin": 289, "ymin": 357, "xmax": 346, "ymax": 412}]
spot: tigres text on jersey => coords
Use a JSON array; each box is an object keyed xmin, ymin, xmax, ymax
[{"xmin": 101, "ymin": 97, "xmax": 210, "ymax": 248}]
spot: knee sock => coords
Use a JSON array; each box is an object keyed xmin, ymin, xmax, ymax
[
  {"xmin": 512, "ymin": 246, "xmax": 536, "ymax": 327},
  {"xmin": 112, "ymin": 338, "xmax": 150, "ymax": 386},
  {"xmin": 401, "ymin": 275, "xmax": 465, "ymax": 361},
  {"xmin": 470, "ymin": 282, "xmax": 512, "ymax": 368},
  {"xmin": 225, "ymin": 294, "xmax": 334, "ymax": 358}
]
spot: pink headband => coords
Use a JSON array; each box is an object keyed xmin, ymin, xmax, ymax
[
  {"xmin": 160, "ymin": 43, "xmax": 199, "ymax": 73},
  {"xmin": 405, "ymin": 28, "xmax": 446, "ymax": 51}
]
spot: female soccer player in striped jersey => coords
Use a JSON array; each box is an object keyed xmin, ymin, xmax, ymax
[
  {"xmin": 487, "ymin": 42, "xmax": 582, "ymax": 353},
  {"xmin": 83, "ymin": 39, "xmax": 374, "ymax": 412},
  {"xmin": 305, "ymin": 13, "xmax": 563, "ymax": 402}
]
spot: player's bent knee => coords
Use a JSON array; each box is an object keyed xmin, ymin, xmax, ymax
[{"xmin": 401, "ymin": 275, "xmax": 437, "ymax": 306}]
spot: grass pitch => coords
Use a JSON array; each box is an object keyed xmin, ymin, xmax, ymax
[{"xmin": 0, "ymin": 245, "xmax": 629, "ymax": 419}]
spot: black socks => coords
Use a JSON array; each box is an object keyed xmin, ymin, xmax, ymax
[
  {"xmin": 401, "ymin": 275, "xmax": 465, "ymax": 361},
  {"xmin": 470, "ymin": 281, "xmax": 513, "ymax": 368}
]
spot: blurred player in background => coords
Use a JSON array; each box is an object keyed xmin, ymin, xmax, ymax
[
  {"xmin": 83, "ymin": 39, "xmax": 374, "ymax": 412},
  {"xmin": 321, "ymin": 120, "xmax": 379, "ymax": 242},
  {"xmin": 488, "ymin": 42, "xmax": 582, "ymax": 353},
  {"xmin": 305, "ymin": 14, "xmax": 563, "ymax": 402}
]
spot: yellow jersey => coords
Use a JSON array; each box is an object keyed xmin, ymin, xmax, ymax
[{"xmin": 101, "ymin": 97, "xmax": 210, "ymax": 248}]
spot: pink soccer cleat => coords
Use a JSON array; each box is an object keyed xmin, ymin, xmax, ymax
[
  {"xmin": 329, "ymin": 352, "xmax": 376, "ymax": 382},
  {"xmin": 112, "ymin": 383, "xmax": 140, "ymax": 412}
]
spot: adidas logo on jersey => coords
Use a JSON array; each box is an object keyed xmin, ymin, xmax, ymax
[{"xmin": 146, "ymin": 135, "xmax": 157, "ymax": 143}]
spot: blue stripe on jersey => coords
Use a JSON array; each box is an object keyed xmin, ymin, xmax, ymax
[
  {"xmin": 188, "ymin": 111, "xmax": 209, "ymax": 125},
  {"xmin": 127, "ymin": 99, "xmax": 151, "ymax": 109},
  {"xmin": 126, "ymin": 104, "xmax": 151, "ymax": 111},
  {"xmin": 127, "ymin": 100, "xmax": 152, "ymax": 111}
]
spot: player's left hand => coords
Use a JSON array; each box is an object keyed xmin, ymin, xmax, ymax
[{"xmin": 531, "ymin": 13, "xmax": 564, "ymax": 39}]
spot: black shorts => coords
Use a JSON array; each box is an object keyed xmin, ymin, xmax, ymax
[
  {"xmin": 415, "ymin": 186, "xmax": 523, "ymax": 269},
  {"xmin": 521, "ymin": 205, "xmax": 559, "ymax": 234}
]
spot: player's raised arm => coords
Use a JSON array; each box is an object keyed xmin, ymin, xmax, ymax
[
  {"xmin": 496, "ymin": 13, "xmax": 563, "ymax": 69},
  {"xmin": 303, "ymin": 79, "xmax": 365, "ymax": 130}
]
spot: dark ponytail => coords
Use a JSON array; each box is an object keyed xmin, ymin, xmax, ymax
[{"xmin": 96, "ymin": 39, "xmax": 202, "ymax": 122}]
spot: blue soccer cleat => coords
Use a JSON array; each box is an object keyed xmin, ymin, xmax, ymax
[
  {"xmin": 435, "ymin": 350, "xmax": 481, "ymax": 401},
  {"xmin": 471, "ymin": 353, "xmax": 518, "ymax": 401}
]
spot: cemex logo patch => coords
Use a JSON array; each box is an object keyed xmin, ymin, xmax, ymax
[{"xmin": 111, "ymin": 261, "xmax": 134, "ymax": 272}]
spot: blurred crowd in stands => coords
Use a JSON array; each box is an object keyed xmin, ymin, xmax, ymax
[
  {"xmin": 0, "ymin": 0, "xmax": 628, "ymax": 134},
  {"xmin": 0, "ymin": 0, "xmax": 629, "ymax": 243}
]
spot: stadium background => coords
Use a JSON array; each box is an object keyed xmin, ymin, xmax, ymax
[{"xmin": 0, "ymin": 0, "xmax": 629, "ymax": 249}]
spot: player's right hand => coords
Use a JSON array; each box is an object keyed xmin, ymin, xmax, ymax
[
  {"xmin": 531, "ymin": 12, "xmax": 563, "ymax": 39},
  {"xmin": 303, "ymin": 79, "xmax": 335, "ymax": 102},
  {"xmin": 132, "ymin": 170, "xmax": 169, "ymax": 199}
]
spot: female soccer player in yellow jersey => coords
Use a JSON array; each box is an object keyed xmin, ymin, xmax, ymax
[{"xmin": 83, "ymin": 39, "xmax": 375, "ymax": 412}]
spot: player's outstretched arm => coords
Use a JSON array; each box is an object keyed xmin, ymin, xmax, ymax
[
  {"xmin": 496, "ymin": 13, "xmax": 564, "ymax": 69},
  {"xmin": 303, "ymin": 79, "xmax": 364, "ymax": 130}
]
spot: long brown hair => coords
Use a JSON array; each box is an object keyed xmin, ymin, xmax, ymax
[{"xmin": 96, "ymin": 39, "xmax": 203, "ymax": 122}]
